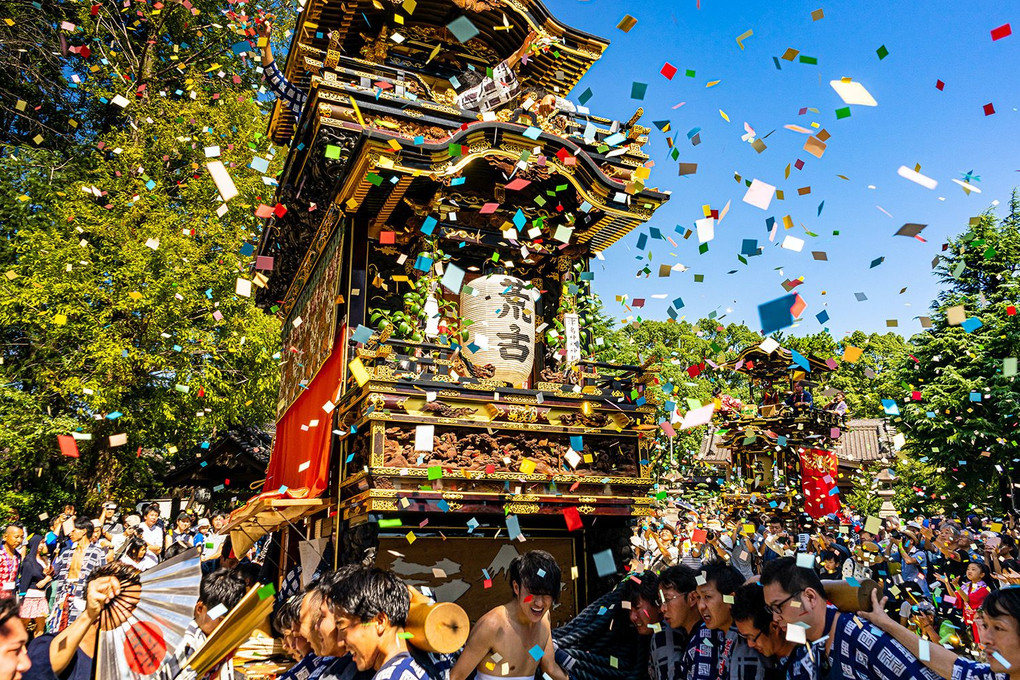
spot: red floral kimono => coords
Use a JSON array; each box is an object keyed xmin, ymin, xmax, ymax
[{"xmin": 955, "ymin": 580, "xmax": 990, "ymax": 642}]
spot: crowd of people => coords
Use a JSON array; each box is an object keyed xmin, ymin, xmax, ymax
[
  {"xmin": 1, "ymin": 502, "xmax": 1020, "ymax": 680},
  {"xmin": 0, "ymin": 502, "xmax": 232, "ymax": 635},
  {"xmin": 624, "ymin": 508, "xmax": 1020, "ymax": 680}
]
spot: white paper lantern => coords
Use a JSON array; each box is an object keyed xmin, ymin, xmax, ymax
[{"xmin": 461, "ymin": 274, "xmax": 535, "ymax": 386}]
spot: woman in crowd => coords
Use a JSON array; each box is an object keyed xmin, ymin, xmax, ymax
[{"xmin": 17, "ymin": 535, "xmax": 52, "ymax": 638}]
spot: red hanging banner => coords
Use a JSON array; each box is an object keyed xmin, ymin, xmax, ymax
[
  {"xmin": 263, "ymin": 337, "xmax": 346, "ymax": 499},
  {"xmin": 799, "ymin": 448, "xmax": 841, "ymax": 518}
]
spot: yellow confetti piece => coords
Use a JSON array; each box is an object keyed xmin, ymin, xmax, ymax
[
  {"xmin": 707, "ymin": 80, "xmax": 721, "ymax": 88},
  {"xmin": 53, "ymin": 314, "xmax": 67, "ymax": 325},
  {"xmin": 736, "ymin": 29, "xmax": 753, "ymax": 49},
  {"xmin": 349, "ymin": 357, "xmax": 370, "ymax": 386},
  {"xmin": 405, "ymin": 531, "xmax": 416, "ymax": 544},
  {"xmin": 719, "ymin": 109, "xmax": 730, "ymax": 121},
  {"xmin": 128, "ymin": 291, "xmax": 143, "ymax": 300}
]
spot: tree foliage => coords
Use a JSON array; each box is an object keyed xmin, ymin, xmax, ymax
[
  {"xmin": 0, "ymin": 0, "xmax": 293, "ymax": 521},
  {"xmin": 896, "ymin": 192, "xmax": 1020, "ymax": 515}
]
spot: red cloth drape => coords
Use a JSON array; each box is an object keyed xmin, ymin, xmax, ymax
[
  {"xmin": 264, "ymin": 339, "xmax": 345, "ymax": 499},
  {"xmin": 799, "ymin": 448, "xmax": 841, "ymax": 518}
]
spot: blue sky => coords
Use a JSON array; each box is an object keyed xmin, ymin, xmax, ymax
[{"xmin": 543, "ymin": 0, "xmax": 1019, "ymax": 337}]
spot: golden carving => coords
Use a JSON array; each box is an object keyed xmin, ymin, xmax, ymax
[
  {"xmin": 578, "ymin": 496, "xmax": 597, "ymax": 503},
  {"xmin": 371, "ymin": 499, "xmax": 398, "ymax": 512},
  {"xmin": 503, "ymin": 502, "xmax": 540, "ymax": 515},
  {"xmin": 632, "ymin": 507, "xmax": 655, "ymax": 517},
  {"xmin": 507, "ymin": 494, "xmax": 540, "ymax": 502},
  {"xmin": 441, "ymin": 493, "xmax": 464, "ymax": 500},
  {"xmin": 502, "ymin": 394, "xmax": 538, "ymax": 405},
  {"xmin": 577, "ymin": 505, "xmax": 595, "ymax": 514}
]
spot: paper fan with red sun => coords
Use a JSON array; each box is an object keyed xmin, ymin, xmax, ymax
[{"xmin": 94, "ymin": 547, "xmax": 203, "ymax": 679}]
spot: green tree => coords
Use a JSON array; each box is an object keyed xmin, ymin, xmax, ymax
[
  {"xmin": 0, "ymin": 0, "xmax": 292, "ymax": 521},
  {"xmin": 896, "ymin": 193, "xmax": 1020, "ymax": 515}
]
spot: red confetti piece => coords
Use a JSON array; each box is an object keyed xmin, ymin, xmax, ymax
[
  {"xmin": 935, "ymin": 79, "xmax": 945, "ymax": 91},
  {"xmin": 984, "ymin": 102, "xmax": 996, "ymax": 116},
  {"xmin": 991, "ymin": 23, "xmax": 1012, "ymax": 41},
  {"xmin": 660, "ymin": 62, "xmax": 678, "ymax": 80}
]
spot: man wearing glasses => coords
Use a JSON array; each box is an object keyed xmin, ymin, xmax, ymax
[{"xmin": 760, "ymin": 557, "xmax": 940, "ymax": 680}]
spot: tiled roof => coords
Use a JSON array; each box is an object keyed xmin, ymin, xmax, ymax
[
  {"xmin": 832, "ymin": 418, "xmax": 896, "ymax": 464},
  {"xmin": 697, "ymin": 418, "xmax": 896, "ymax": 465}
]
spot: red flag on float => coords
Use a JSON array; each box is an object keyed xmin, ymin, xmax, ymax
[{"xmin": 799, "ymin": 448, "xmax": 841, "ymax": 518}]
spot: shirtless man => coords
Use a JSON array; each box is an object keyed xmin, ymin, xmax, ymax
[{"xmin": 450, "ymin": 550, "xmax": 567, "ymax": 680}]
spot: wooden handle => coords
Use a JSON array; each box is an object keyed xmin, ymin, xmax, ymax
[
  {"xmin": 405, "ymin": 588, "xmax": 470, "ymax": 654},
  {"xmin": 822, "ymin": 579, "xmax": 878, "ymax": 613}
]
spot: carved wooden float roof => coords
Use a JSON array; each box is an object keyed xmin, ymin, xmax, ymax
[
  {"xmin": 256, "ymin": 107, "xmax": 669, "ymax": 308},
  {"xmin": 269, "ymin": 0, "xmax": 610, "ymax": 141}
]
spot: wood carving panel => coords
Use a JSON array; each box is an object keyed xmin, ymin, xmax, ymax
[
  {"xmin": 381, "ymin": 425, "xmax": 638, "ymax": 476},
  {"xmin": 277, "ymin": 220, "xmax": 345, "ymax": 416}
]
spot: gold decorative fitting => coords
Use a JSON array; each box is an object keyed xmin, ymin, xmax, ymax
[
  {"xmin": 578, "ymin": 497, "xmax": 597, "ymax": 503},
  {"xmin": 507, "ymin": 494, "xmax": 540, "ymax": 502},
  {"xmin": 577, "ymin": 505, "xmax": 595, "ymax": 514},
  {"xmin": 371, "ymin": 499, "xmax": 398, "ymax": 512},
  {"xmin": 502, "ymin": 394, "xmax": 538, "ymax": 404},
  {"xmin": 503, "ymin": 502, "xmax": 540, "ymax": 515}
]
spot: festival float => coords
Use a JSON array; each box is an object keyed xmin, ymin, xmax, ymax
[
  {"xmin": 228, "ymin": 0, "xmax": 671, "ymax": 624},
  {"xmin": 701, "ymin": 344, "xmax": 846, "ymax": 519}
]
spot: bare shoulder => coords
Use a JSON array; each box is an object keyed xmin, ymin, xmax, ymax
[{"xmin": 474, "ymin": 605, "xmax": 511, "ymax": 635}]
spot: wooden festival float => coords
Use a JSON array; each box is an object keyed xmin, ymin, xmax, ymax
[
  {"xmin": 703, "ymin": 345, "xmax": 847, "ymax": 519},
  {"xmin": 230, "ymin": 0, "xmax": 672, "ymax": 623}
]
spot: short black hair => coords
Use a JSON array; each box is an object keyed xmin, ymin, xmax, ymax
[
  {"xmin": 659, "ymin": 565, "xmax": 698, "ymax": 594},
  {"xmin": 124, "ymin": 535, "xmax": 148, "ymax": 559},
  {"xmin": 318, "ymin": 564, "xmax": 358, "ymax": 604},
  {"xmin": 200, "ymin": 568, "xmax": 247, "ymax": 611},
  {"xmin": 325, "ymin": 565, "xmax": 409, "ymax": 627},
  {"xmin": 73, "ymin": 516, "xmax": 94, "ymax": 532},
  {"xmin": 984, "ymin": 587, "xmax": 1020, "ymax": 623},
  {"xmin": 699, "ymin": 560, "xmax": 744, "ymax": 596},
  {"xmin": 731, "ymin": 584, "xmax": 772, "ymax": 633},
  {"xmin": 273, "ymin": 594, "xmax": 304, "ymax": 633},
  {"xmin": 760, "ymin": 557, "xmax": 826, "ymax": 599},
  {"xmin": 623, "ymin": 571, "xmax": 660, "ymax": 608},
  {"xmin": 509, "ymin": 550, "xmax": 561, "ymax": 601},
  {"xmin": 86, "ymin": 561, "xmax": 142, "ymax": 589},
  {"xmin": 144, "ymin": 503, "xmax": 160, "ymax": 516},
  {"xmin": 0, "ymin": 596, "xmax": 19, "ymax": 628}
]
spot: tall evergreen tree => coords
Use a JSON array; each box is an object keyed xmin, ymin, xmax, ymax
[{"xmin": 897, "ymin": 192, "xmax": 1020, "ymax": 514}]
